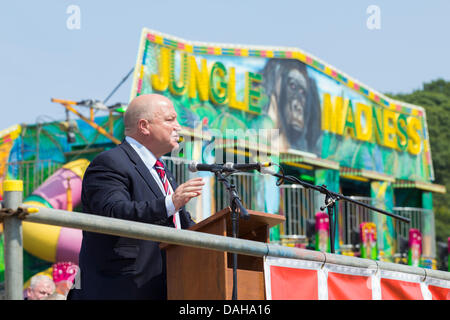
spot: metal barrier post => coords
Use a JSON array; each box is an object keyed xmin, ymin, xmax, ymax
[{"xmin": 2, "ymin": 180, "xmax": 24, "ymax": 300}]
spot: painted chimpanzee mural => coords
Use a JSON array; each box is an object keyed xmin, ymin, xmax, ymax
[{"xmin": 262, "ymin": 59, "xmax": 322, "ymax": 156}]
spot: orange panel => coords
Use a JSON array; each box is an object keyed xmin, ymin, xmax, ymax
[
  {"xmin": 270, "ymin": 266, "xmax": 318, "ymax": 300},
  {"xmin": 428, "ymin": 285, "xmax": 450, "ymax": 300},
  {"xmin": 380, "ymin": 278, "xmax": 423, "ymax": 300},
  {"xmin": 327, "ymin": 272, "xmax": 372, "ymax": 300}
]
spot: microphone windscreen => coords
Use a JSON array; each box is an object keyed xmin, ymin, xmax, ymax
[
  {"xmin": 260, "ymin": 167, "xmax": 277, "ymax": 175},
  {"xmin": 188, "ymin": 161, "xmax": 198, "ymax": 172},
  {"xmin": 224, "ymin": 162, "xmax": 234, "ymax": 170}
]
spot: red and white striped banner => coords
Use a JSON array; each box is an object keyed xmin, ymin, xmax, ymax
[{"xmin": 264, "ymin": 257, "xmax": 450, "ymax": 300}]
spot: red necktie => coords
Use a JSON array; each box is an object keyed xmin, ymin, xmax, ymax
[
  {"xmin": 154, "ymin": 160, "xmax": 171, "ymax": 196},
  {"xmin": 154, "ymin": 160, "xmax": 180, "ymax": 229}
]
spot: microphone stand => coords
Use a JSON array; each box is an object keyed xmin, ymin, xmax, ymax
[
  {"xmin": 268, "ymin": 169, "xmax": 410, "ymax": 254},
  {"xmin": 214, "ymin": 169, "xmax": 249, "ymax": 300}
]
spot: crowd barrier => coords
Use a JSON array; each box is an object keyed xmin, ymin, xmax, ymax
[{"xmin": 1, "ymin": 180, "xmax": 449, "ymax": 300}]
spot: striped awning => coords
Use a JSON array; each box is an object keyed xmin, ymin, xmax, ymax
[
  {"xmin": 393, "ymin": 179, "xmax": 446, "ymax": 194},
  {"xmin": 340, "ymin": 166, "xmax": 395, "ymax": 183},
  {"xmin": 280, "ymin": 151, "xmax": 340, "ymax": 170}
]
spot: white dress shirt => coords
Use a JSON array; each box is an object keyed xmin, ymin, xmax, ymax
[{"xmin": 125, "ymin": 136, "xmax": 177, "ymax": 217}]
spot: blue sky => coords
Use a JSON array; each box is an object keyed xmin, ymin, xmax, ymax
[{"xmin": 1, "ymin": 0, "xmax": 449, "ymax": 130}]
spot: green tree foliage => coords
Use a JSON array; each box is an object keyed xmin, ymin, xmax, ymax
[{"xmin": 386, "ymin": 79, "xmax": 450, "ymax": 244}]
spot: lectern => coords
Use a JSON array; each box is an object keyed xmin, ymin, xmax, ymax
[{"xmin": 161, "ymin": 207, "xmax": 285, "ymax": 300}]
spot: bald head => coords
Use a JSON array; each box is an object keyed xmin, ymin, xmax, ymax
[
  {"xmin": 124, "ymin": 94, "xmax": 173, "ymax": 135},
  {"xmin": 124, "ymin": 94, "xmax": 181, "ymax": 158}
]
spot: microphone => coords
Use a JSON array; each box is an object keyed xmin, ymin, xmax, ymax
[
  {"xmin": 260, "ymin": 166, "xmax": 278, "ymax": 176},
  {"xmin": 224, "ymin": 162, "xmax": 272, "ymax": 172},
  {"xmin": 188, "ymin": 161, "xmax": 274, "ymax": 173},
  {"xmin": 188, "ymin": 161, "xmax": 232, "ymax": 173}
]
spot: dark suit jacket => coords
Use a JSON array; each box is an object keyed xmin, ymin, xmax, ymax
[{"xmin": 68, "ymin": 140, "xmax": 195, "ymax": 300}]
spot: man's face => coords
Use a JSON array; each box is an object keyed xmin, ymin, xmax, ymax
[
  {"xmin": 148, "ymin": 100, "xmax": 181, "ymax": 155},
  {"xmin": 27, "ymin": 281, "xmax": 54, "ymax": 300}
]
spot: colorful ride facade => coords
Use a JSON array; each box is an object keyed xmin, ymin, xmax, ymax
[{"xmin": 0, "ymin": 29, "xmax": 446, "ymax": 283}]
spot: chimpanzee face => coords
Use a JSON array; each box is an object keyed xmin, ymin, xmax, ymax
[
  {"xmin": 262, "ymin": 58, "xmax": 322, "ymax": 154},
  {"xmin": 285, "ymin": 69, "xmax": 308, "ymax": 132}
]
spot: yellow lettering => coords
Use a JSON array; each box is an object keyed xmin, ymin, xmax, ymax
[
  {"xmin": 209, "ymin": 62, "xmax": 228, "ymax": 105},
  {"xmin": 407, "ymin": 116, "xmax": 422, "ymax": 155},
  {"xmin": 228, "ymin": 67, "xmax": 246, "ymax": 111},
  {"xmin": 247, "ymin": 72, "xmax": 262, "ymax": 114},
  {"xmin": 343, "ymin": 100, "xmax": 357, "ymax": 139},
  {"xmin": 355, "ymin": 103, "xmax": 372, "ymax": 141},
  {"xmin": 151, "ymin": 47, "xmax": 170, "ymax": 91},
  {"xmin": 188, "ymin": 56, "xmax": 209, "ymax": 101},
  {"xmin": 383, "ymin": 109, "xmax": 397, "ymax": 149},
  {"xmin": 395, "ymin": 114, "xmax": 408, "ymax": 151},
  {"xmin": 320, "ymin": 93, "xmax": 425, "ymax": 155},
  {"xmin": 372, "ymin": 106, "xmax": 384, "ymax": 145},
  {"xmin": 338, "ymin": 99, "xmax": 350, "ymax": 135},
  {"xmin": 321, "ymin": 93, "xmax": 345, "ymax": 134},
  {"xmin": 168, "ymin": 50, "xmax": 188, "ymax": 96}
]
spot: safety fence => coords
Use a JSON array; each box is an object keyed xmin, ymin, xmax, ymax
[
  {"xmin": 1, "ymin": 182, "xmax": 449, "ymax": 300},
  {"xmin": 278, "ymin": 186, "xmax": 436, "ymax": 258},
  {"xmin": 215, "ymin": 172, "xmax": 257, "ymax": 212},
  {"xmin": 339, "ymin": 196, "xmax": 379, "ymax": 245},
  {"xmin": 162, "ymin": 156, "xmax": 257, "ymax": 214},
  {"xmin": 5, "ymin": 160, "xmax": 62, "ymax": 198},
  {"xmin": 5, "ymin": 157, "xmax": 438, "ymax": 266},
  {"xmin": 279, "ymin": 184, "xmax": 316, "ymax": 238}
]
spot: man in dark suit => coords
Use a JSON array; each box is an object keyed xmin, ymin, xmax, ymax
[{"xmin": 68, "ymin": 94, "xmax": 205, "ymax": 300}]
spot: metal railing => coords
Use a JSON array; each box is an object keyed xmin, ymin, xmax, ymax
[
  {"xmin": 339, "ymin": 196, "xmax": 382, "ymax": 245},
  {"xmin": 276, "ymin": 190, "xmax": 438, "ymax": 259},
  {"xmin": 5, "ymin": 160, "xmax": 63, "ymax": 198},
  {"xmin": 393, "ymin": 207, "xmax": 436, "ymax": 258},
  {"xmin": 162, "ymin": 156, "xmax": 257, "ymax": 217},
  {"xmin": 279, "ymin": 185, "xmax": 317, "ymax": 237},
  {"xmin": 215, "ymin": 172, "xmax": 257, "ymax": 211},
  {"xmin": 1, "ymin": 184, "xmax": 450, "ymax": 300},
  {"xmin": 161, "ymin": 156, "xmax": 190, "ymax": 186},
  {"xmin": 393, "ymin": 207, "xmax": 431, "ymax": 239}
]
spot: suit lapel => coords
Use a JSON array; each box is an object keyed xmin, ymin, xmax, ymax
[{"xmin": 119, "ymin": 140, "xmax": 165, "ymax": 198}]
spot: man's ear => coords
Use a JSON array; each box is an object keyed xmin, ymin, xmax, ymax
[{"xmin": 138, "ymin": 119, "xmax": 151, "ymax": 135}]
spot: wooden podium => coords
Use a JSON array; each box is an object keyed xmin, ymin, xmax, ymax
[{"xmin": 161, "ymin": 208, "xmax": 285, "ymax": 300}]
